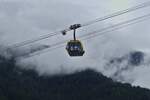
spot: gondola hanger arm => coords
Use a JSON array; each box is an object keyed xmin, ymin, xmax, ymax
[{"xmin": 61, "ymin": 24, "xmax": 81, "ymax": 35}]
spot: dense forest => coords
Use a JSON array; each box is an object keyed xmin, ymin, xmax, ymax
[{"xmin": 0, "ymin": 55, "xmax": 150, "ymax": 100}]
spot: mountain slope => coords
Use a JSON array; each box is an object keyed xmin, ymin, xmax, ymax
[{"xmin": 0, "ymin": 55, "xmax": 150, "ymax": 100}]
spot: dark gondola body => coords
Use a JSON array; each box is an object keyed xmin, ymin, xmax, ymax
[{"xmin": 66, "ymin": 40, "xmax": 85, "ymax": 56}]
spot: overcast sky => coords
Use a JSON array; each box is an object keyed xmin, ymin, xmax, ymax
[{"xmin": 1, "ymin": 0, "xmax": 150, "ymax": 89}]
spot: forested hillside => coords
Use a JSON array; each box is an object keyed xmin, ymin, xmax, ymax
[{"xmin": 0, "ymin": 55, "xmax": 150, "ymax": 100}]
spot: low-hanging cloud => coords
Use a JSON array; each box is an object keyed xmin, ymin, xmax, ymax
[{"xmin": 1, "ymin": 0, "xmax": 150, "ymax": 89}]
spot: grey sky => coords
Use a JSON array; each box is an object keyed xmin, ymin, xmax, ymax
[{"xmin": 1, "ymin": 0, "xmax": 150, "ymax": 89}]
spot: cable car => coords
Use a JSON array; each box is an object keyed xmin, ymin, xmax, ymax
[
  {"xmin": 66, "ymin": 40, "xmax": 85, "ymax": 56},
  {"xmin": 63, "ymin": 24, "xmax": 85, "ymax": 57}
]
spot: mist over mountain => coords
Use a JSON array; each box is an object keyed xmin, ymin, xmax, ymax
[
  {"xmin": 4, "ymin": 45, "xmax": 150, "ymax": 88},
  {"xmin": 104, "ymin": 51, "xmax": 145, "ymax": 82},
  {"xmin": 0, "ymin": 52, "xmax": 150, "ymax": 100}
]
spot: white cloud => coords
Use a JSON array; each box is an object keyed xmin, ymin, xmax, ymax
[{"xmin": 1, "ymin": 0, "xmax": 150, "ymax": 89}]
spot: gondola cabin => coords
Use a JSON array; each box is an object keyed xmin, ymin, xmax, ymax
[{"xmin": 66, "ymin": 40, "xmax": 85, "ymax": 56}]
